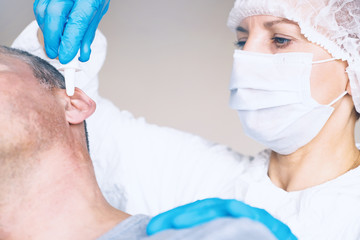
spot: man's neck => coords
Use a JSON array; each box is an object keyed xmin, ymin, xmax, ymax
[{"xmin": 0, "ymin": 148, "xmax": 130, "ymax": 240}]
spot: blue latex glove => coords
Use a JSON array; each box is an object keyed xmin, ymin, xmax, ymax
[
  {"xmin": 33, "ymin": 0, "xmax": 110, "ymax": 64},
  {"xmin": 147, "ymin": 198, "xmax": 297, "ymax": 240}
]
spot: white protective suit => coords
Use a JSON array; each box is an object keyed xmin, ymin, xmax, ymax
[{"xmin": 12, "ymin": 21, "xmax": 360, "ymax": 240}]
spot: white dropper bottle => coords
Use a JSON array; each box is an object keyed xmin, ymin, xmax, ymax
[{"xmin": 61, "ymin": 53, "xmax": 80, "ymax": 96}]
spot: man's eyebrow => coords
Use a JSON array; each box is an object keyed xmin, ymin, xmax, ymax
[
  {"xmin": 264, "ymin": 19, "xmax": 300, "ymax": 28},
  {"xmin": 236, "ymin": 26, "xmax": 248, "ymax": 33}
]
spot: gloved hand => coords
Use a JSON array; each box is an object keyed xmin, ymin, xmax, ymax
[
  {"xmin": 33, "ymin": 0, "xmax": 110, "ymax": 64},
  {"xmin": 147, "ymin": 198, "xmax": 297, "ymax": 240}
]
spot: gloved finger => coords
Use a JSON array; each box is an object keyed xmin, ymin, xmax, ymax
[
  {"xmin": 257, "ymin": 211, "xmax": 296, "ymax": 240},
  {"xmin": 225, "ymin": 199, "xmax": 258, "ymax": 219},
  {"xmin": 226, "ymin": 200, "xmax": 297, "ymax": 240},
  {"xmin": 102, "ymin": 0, "xmax": 110, "ymax": 17},
  {"xmin": 172, "ymin": 204, "xmax": 228, "ymax": 228},
  {"xmin": 146, "ymin": 206, "xmax": 186, "ymax": 235},
  {"xmin": 78, "ymin": 11, "xmax": 101, "ymax": 62},
  {"xmin": 79, "ymin": 0, "xmax": 110, "ymax": 62},
  {"xmin": 146, "ymin": 198, "xmax": 224, "ymax": 235},
  {"xmin": 33, "ymin": 0, "xmax": 51, "ymax": 31},
  {"xmin": 58, "ymin": 0, "xmax": 102, "ymax": 64},
  {"xmin": 227, "ymin": 200, "xmax": 281, "ymax": 227},
  {"xmin": 43, "ymin": 0, "xmax": 74, "ymax": 59}
]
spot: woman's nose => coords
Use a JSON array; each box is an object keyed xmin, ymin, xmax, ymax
[{"xmin": 242, "ymin": 34, "xmax": 271, "ymax": 54}]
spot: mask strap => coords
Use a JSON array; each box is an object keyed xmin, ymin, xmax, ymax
[
  {"xmin": 327, "ymin": 91, "xmax": 348, "ymax": 106},
  {"xmin": 312, "ymin": 58, "xmax": 337, "ymax": 64}
]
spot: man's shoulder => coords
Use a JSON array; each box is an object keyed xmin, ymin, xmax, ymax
[{"xmin": 97, "ymin": 215, "xmax": 150, "ymax": 240}]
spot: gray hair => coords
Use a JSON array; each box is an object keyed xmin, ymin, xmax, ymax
[
  {"xmin": 0, "ymin": 46, "xmax": 90, "ymax": 151},
  {"xmin": 0, "ymin": 46, "xmax": 65, "ymax": 89}
]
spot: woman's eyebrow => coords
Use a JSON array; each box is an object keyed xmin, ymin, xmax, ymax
[
  {"xmin": 236, "ymin": 19, "xmax": 299, "ymax": 33},
  {"xmin": 264, "ymin": 19, "xmax": 300, "ymax": 29},
  {"xmin": 236, "ymin": 26, "xmax": 248, "ymax": 33}
]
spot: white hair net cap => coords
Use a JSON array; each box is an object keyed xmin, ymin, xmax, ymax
[{"xmin": 227, "ymin": 0, "xmax": 360, "ymax": 113}]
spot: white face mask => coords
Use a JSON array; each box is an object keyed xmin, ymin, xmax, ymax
[{"xmin": 229, "ymin": 50, "xmax": 347, "ymax": 155}]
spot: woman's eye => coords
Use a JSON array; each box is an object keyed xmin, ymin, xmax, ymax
[
  {"xmin": 234, "ymin": 40, "xmax": 246, "ymax": 49},
  {"xmin": 271, "ymin": 37, "xmax": 292, "ymax": 48},
  {"xmin": 234, "ymin": 37, "xmax": 292, "ymax": 50}
]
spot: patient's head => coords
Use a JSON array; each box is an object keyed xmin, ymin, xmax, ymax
[
  {"xmin": 0, "ymin": 47, "xmax": 129, "ymax": 240},
  {"xmin": 0, "ymin": 46, "xmax": 95, "ymax": 192},
  {"xmin": 0, "ymin": 46, "xmax": 66, "ymax": 88}
]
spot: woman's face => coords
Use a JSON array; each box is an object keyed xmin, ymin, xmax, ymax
[{"xmin": 236, "ymin": 15, "xmax": 350, "ymax": 106}]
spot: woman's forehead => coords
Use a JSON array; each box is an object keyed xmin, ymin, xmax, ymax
[{"xmin": 238, "ymin": 15, "xmax": 300, "ymax": 30}]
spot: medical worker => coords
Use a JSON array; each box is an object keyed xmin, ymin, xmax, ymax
[{"xmin": 12, "ymin": 0, "xmax": 360, "ymax": 239}]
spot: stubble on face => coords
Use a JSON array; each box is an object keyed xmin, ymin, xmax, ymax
[{"xmin": 0, "ymin": 56, "xmax": 67, "ymax": 197}]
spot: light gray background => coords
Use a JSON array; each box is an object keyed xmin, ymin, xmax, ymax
[{"xmin": 1, "ymin": 0, "xmax": 359, "ymax": 155}]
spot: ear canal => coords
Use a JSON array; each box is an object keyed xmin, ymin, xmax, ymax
[{"xmin": 65, "ymin": 88, "xmax": 96, "ymax": 124}]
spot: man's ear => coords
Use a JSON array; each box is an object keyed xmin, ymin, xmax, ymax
[{"xmin": 64, "ymin": 87, "xmax": 96, "ymax": 124}]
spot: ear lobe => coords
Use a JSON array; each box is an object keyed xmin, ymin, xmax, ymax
[{"xmin": 65, "ymin": 88, "xmax": 96, "ymax": 124}]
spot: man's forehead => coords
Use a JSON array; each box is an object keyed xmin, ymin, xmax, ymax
[
  {"xmin": 0, "ymin": 54, "xmax": 33, "ymax": 78},
  {"xmin": 0, "ymin": 57, "xmax": 39, "ymax": 92},
  {"xmin": 0, "ymin": 55, "xmax": 14, "ymax": 72},
  {"xmin": 0, "ymin": 62, "xmax": 18, "ymax": 82},
  {"xmin": 0, "ymin": 64, "xmax": 10, "ymax": 72}
]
